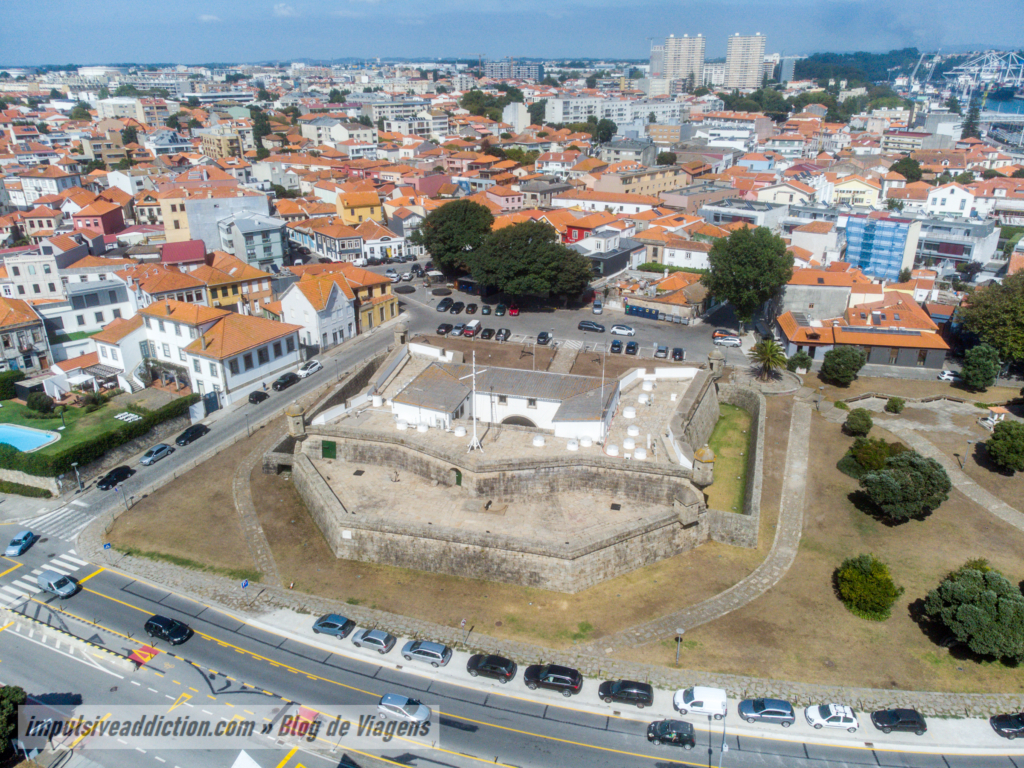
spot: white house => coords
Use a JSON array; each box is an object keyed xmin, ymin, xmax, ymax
[
  {"xmin": 91, "ymin": 314, "xmax": 147, "ymax": 392},
  {"xmin": 355, "ymin": 220, "xmax": 406, "ymax": 262},
  {"xmin": 925, "ymin": 183, "xmax": 976, "ymax": 218},
  {"xmin": 279, "ymin": 275, "xmax": 357, "ymax": 352}
]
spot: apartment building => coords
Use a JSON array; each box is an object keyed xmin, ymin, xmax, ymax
[
  {"xmin": 724, "ymin": 33, "xmax": 766, "ymax": 90},
  {"xmin": 663, "ymin": 34, "xmax": 705, "ymax": 86}
]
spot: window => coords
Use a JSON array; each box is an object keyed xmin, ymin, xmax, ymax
[
  {"xmin": 76, "ymin": 314, "xmax": 85, "ymax": 325},
  {"xmin": 193, "ymin": 358, "xmax": 201, "ymax": 373},
  {"xmin": 10, "ymin": 267, "xmax": 18, "ymax": 276},
  {"xmin": 498, "ymin": 395, "xmax": 507, "ymax": 405},
  {"xmin": 158, "ymin": 320, "xmax": 165, "ymax": 332},
  {"xmin": 47, "ymin": 283, "xmax": 55, "ymax": 292},
  {"xmin": 16, "ymin": 286, "xmax": 24, "ymax": 295},
  {"xmin": 32, "ymin": 284, "xmax": 40, "ymax": 294},
  {"xmin": 94, "ymin": 311, "xmax": 104, "ymax": 323},
  {"xmin": 108, "ymin": 290, "xmax": 117, "ymax": 303},
  {"xmin": 889, "ymin": 348, "xmax": 899, "ymax": 365},
  {"xmin": 113, "ymin": 309, "xmax": 121, "ymax": 319},
  {"xmin": 43, "ymin": 264, "xmax": 51, "ymax": 274},
  {"xmin": 173, "ymin": 221, "xmax": 180, "ymax": 230},
  {"xmin": 243, "ymin": 353, "xmax": 254, "ymax": 370},
  {"xmin": 179, "ymin": 348, "xmax": 186, "ymax": 362},
  {"xmin": 209, "ymin": 362, "xmax": 218, "ymax": 378},
  {"xmin": 174, "ymin": 323, "xmax": 181, "ymax": 336},
  {"xmin": 111, "ymin": 348, "xmax": 118, "ymax": 361},
  {"xmin": 27, "ymin": 265, "xmax": 36, "ymax": 276},
  {"xmin": 273, "ymin": 341, "xmax": 282, "ymax": 357},
  {"xmin": 100, "ymin": 346, "xmax": 108, "ymax": 358},
  {"xmin": 527, "ymin": 398, "xmax": 537, "ymax": 409},
  {"xmin": 229, "ymin": 358, "xmax": 239, "ymax": 375},
  {"xmin": 257, "ymin": 347, "xmax": 269, "ymax": 365},
  {"xmin": 144, "ymin": 317, "xmax": 152, "ymax": 329},
  {"xmin": 232, "ymin": 285, "xmax": 239, "ymax": 295},
  {"xmin": 162, "ymin": 343, "xmax": 170, "ymax": 357},
  {"xmin": 286, "ymin": 337, "xmax": 295, "ymax": 353},
  {"xmin": 917, "ymin": 349, "xmax": 927, "ymax": 366}
]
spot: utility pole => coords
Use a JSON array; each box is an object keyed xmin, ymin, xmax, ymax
[{"xmin": 458, "ymin": 352, "xmax": 487, "ymax": 453}]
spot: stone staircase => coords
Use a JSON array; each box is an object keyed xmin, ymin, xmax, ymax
[{"xmin": 546, "ymin": 343, "xmax": 578, "ymax": 374}]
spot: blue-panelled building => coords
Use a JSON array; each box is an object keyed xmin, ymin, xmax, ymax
[{"xmin": 841, "ymin": 213, "xmax": 920, "ymax": 281}]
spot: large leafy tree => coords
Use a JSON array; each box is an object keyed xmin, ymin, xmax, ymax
[
  {"xmin": 411, "ymin": 200, "xmax": 494, "ymax": 275},
  {"xmin": 888, "ymin": 157, "xmax": 922, "ymax": 183},
  {"xmin": 0, "ymin": 685, "xmax": 26, "ymax": 744},
  {"xmin": 960, "ymin": 343, "xmax": 1001, "ymax": 391},
  {"xmin": 121, "ymin": 126, "xmax": 138, "ymax": 146},
  {"xmin": 959, "ymin": 273, "xmax": 1024, "ymax": 362},
  {"xmin": 924, "ymin": 562, "xmax": 1024, "ymax": 662},
  {"xmin": 468, "ymin": 221, "xmax": 593, "ymax": 299},
  {"xmin": 859, "ymin": 451, "xmax": 952, "ymax": 522},
  {"xmin": 820, "ymin": 346, "xmax": 866, "ymax": 386},
  {"xmin": 987, "ymin": 421, "xmax": 1024, "ymax": 474},
  {"xmin": 700, "ymin": 226, "xmax": 793, "ymax": 323},
  {"xmin": 594, "ymin": 118, "xmax": 616, "ymax": 143}
]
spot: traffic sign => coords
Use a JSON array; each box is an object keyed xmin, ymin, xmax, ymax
[
  {"xmin": 241, "ymin": 579, "xmax": 249, "ymax": 589},
  {"xmin": 103, "ymin": 543, "xmax": 111, "ymax": 550}
]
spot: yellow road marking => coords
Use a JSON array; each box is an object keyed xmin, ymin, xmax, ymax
[
  {"xmin": 0, "ymin": 563, "xmax": 23, "ymax": 578},
  {"xmin": 169, "ymin": 693, "xmax": 191, "ymax": 712},
  {"xmin": 68, "ymin": 713, "xmax": 111, "ymax": 750},
  {"xmin": 274, "ymin": 746, "xmax": 298, "ymax": 768},
  {"xmin": 76, "ymin": 567, "xmax": 105, "ymax": 584},
  {"xmin": 83, "ymin": 586, "xmax": 148, "ymax": 612},
  {"xmin": 0, "ymin": 620, "xmax": 14, "ymax": 633}
]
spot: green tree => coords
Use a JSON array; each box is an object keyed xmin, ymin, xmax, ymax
[
  {"xmin": 165, "ymin": 114, "xmax": 181, "ymax": 130},
  {"xmin": 188, "ymin": 118, "xmax": 202, "ymax": 130},
  {"xmin": 121, "ymin": 126, "xmax": 138, "ymax": 146},
  {"xmin": 859, "ymin": 451, "xmax": 952, "ymax": 521},
  {"xmin": 982, "ymin": 168, "xmax": 1005, "ymax": 180},
  {"xmin": 98, "ymin": 86, "xmax": 110, "ymax": 99},
  {"xmin": 889, "ymin": 157, "xmax": 922, "ymax": 183},
  {"xmin": 328, "ymin": 88, "xmax": 349, "ymax": 103},
  {"xmin": 701, "ymin": 226, "xmax": 793, "ymax": 324},
  {"xmin": 898, "ymin": 267, "xmax": 912, "ymax": 283},
  {"xmin": 961, "ymin": 100, "xmax": 981, "ymax": 139},
  {"xmin": 886, "ymin": 197, "xmax": 905, "ymax": 212},
  {"xmin": 987, "ymin": 421, "xmax": 1024, "ymax": 473},
  {"xmin": 187, "ymin": 96, "xmax": 200, "ymax": 107},
  {"xmin": 1013, "ymin": 169, "xmax": 1024, "ymax": 179},
  {"xmin": 411, "ymin": 200, "xmax": 494, "ymax": 275},
  {"xmin": 436, "ymin": 85, "xmax": 448, "ymax": 94},
  {"xmin": 256, "ymin": 88, "xmax": 273, "ymax": 102},
  {"xmin": 69, "ymin": 101, "xmax": 92, "ymax": 120},
  {"xmin": 585, "ymin": 74, "xmax": 598, "ymax": 89},
  {"xmin": 747, "ymin": 339, "xmax": 787, "ymax": 381},
  {"xmin": 0, "ymin": 685, "xmax": 27, "ymax": 745},
  {"xmin": 115, "ymin": 157, "xmax": 134, "ymax": 170},
  {"xmin": 526, "ymin": 99, "xmax": 546, "ymax": 126},
  {"xmin": 954, "ymin": 171, "xmax": 976, "ymax": 184},
  {"xmin": 820, "ymin": 346, "xmax": 866, "ymax": 386},
  {"xmin": 885, "ymin": 397, "xmax": 905, "ymax": 414},
  {"xmin": 594, "ymin": 118, "xmax": 616, "ymax": 143},
  {"xmin": 468, "ymin": 221, "xmax": 593, "ymax": 299},
  {"xmin": 844, "ymin": 408, "xmax": 873, "ymax": 437},
  {"xmin": 656, "ymin": 151, "xmax": 677, "ymax": 166},
  {"xmin": 786, "ymin": 350, "xmax": 813, "ymax": 372},
  {"xmin": 83, "ymin": 159, "xmax": 107, "ymax": 174},
  {"xmin": 960, "ymin": 343, "xmax": 1001, "ymax": 391},
  {"xmin": 924, "ymin": 562, "xmax": 1024, "ymax": 662},
  {"xmin": 48, "ymin": 88, "xmax": 61, "ymax": 99},
  {"xmin": 945, "ymin": 96, "xmax": 961, "ymax": 115},
  {"xmin": 648, "ymin": 111, "xmax": 657, "ymax": 124},
  {"xmin": 835, "ymin": 554, "xmax": 904, "ymax": 620},
  {"xmin": 26, "ymin": 391, "xmax": 54, "ymax": 413}
]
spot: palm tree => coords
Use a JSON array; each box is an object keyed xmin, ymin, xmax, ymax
[{"xmin": 748, "ymin": 339, "xmax": 787, "ymax": 381}]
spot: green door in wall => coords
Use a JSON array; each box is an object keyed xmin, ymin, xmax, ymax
[{"xmin": 322, "ymin": 441, "xmax": 336, "ymax": 459}]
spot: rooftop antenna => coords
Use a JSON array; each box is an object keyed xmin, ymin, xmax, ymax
[{"xmin": 458, "ymin": 350, "xmax": 487, "ymax": 452}]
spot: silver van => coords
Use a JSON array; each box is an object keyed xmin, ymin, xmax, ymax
[{"xmin": 38, "ymin": 569, "xmax": 77, "ymax": 599}]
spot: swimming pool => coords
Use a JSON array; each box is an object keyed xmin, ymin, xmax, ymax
[{"xmin": 0, "ymin": 423, "xmax": 60, "ymax": 452}]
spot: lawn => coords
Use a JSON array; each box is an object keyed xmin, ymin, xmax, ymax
[
  {"xmin": 704, "ymin": 403, "xmax": 752, "ymax": 513},
  {"xmin": 0, "ymin": 400, "xmax": 125, "ymax": 453}
]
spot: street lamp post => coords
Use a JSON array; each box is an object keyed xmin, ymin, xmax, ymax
[
  {"xmin": 816, "ymin": 386, "xmax": 825, "ymax": 411},
  {"xmin": 71, "ymin": 462, "xmax": 83, "ymax": 492},
  {"xmin": 959, "ymin": 439, "xmax": 974, "ymax": 469},
  {"xmin": 707, "ymin": 714, "xmax": 713, "ymax": 768},
  {"xmin": 675, "ymin": 628, "xmax": 685, "ymax": 665},
  {"xmin": 245, "ymin": 411, "xmax": 251, "ymax": 438},
  {"xmin": 116, "ymin": 484, "xmax": 129, "ymax": 512}
]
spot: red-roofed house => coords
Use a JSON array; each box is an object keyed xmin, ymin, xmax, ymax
[
  {"xmin": 161, "ymin": 240, "xmax": 207, "ymax": 272},
  {"xmin": 72, "ymin": 200, "xmax": 125, "ymax": 236}
]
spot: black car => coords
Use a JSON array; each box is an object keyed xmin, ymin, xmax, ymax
[
  {"xmin": 625, "ymin": 341, "xmax": 639, "ymax": 355},
  {"xmin": 145, "ymin": 615, "xmax": 193, "ymax": 645},
  {"xmin": 598, "ymin": 679, "xmax": 653, "ymax": 708},
  {"xmin": 536, "ymin": 331, "xmax": 552, "ymax": 345},
  {"xmin": 312, "ymin": 613, "xmax": 356, "ymax": 639},
  {"xmin": 577, "ymin": 321, "xmax": 605, "ymax": 333},
  {"xmin": 870, "ymin": 709, "xmax": 927, "ymax": 735},
  {"xmin": 523, "ymin": 664, "xmax": 582, "ymax": 697},
  {"xmin": 273, "ymin": 372, "xmax": 300, "ymax": 391},
  {"xmin": 991, "ymin": 712, "xmax": 1024, "ymax": 739},
  {"xmin": 175, "ymin": 423, "xmax": 209, "ymax": 446},
  {"xmin": 449, "ymin": 302, "xmax": 465, "ymax": 315},
  {"xmin": 647, "ymin": 719, "xmax": 695, "ymax": 749},
  {"xmin": 479, "ymin": 328, "xmax": 495, "ymax": 340},
  {"xmin": 436, "ymin": 323, "xmax": 454, "ymax": 335},
  {"xmin": 249, "ymin": 390, "xmax": 269, "ymax": 404},
  {"xmin": 610, "ymin": 339, "xmax": 622, "ymax": 354},
  {"xmin": 97, "ymin": 466, "xmax": 133, "ymax": 491},
  {"xmin": 671, "ymin": 347, "xmax": 684, "ymax": 361},
  {"xmin": 467, "ymin": 654, "xmax": 517, "ymax": 683},
  {"xmin": 436, "ymin": 297, "xmax": 454, "ymax": 312},
  {"xmin": 466, "ymin": 303, "xmax": 478, "ymax": 314}
]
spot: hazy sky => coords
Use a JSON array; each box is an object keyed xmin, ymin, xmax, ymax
[{"xmin": 2, "ymin": 0, "xmax": 1020, "ymax": 65}]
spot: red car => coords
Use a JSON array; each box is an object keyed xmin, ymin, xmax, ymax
[{"xmin": 508, "ymin": 304, "xmax": 520, "ymax": 316}]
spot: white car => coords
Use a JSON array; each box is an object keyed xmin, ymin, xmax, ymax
[
  {"xmin": 609, "ymin": 324, "xmax": 636, "ymax": 336},
  {"xmin": 378, "ymin": 693, "xmax": 431, "ymax": 724},
  {"xmin": 713, "ymin": 335, "xmax": 742, "ymax": 347},
  {"xmin": 937, "ymin": 369, "xmax": 962, "ymax": 382},
  {"xmin": 672, "ymin": 686, "xmax": 728, "ymax": 720},
  {"xmin": 297, "ymin": 360, "xmax": 323, "ymax": 378},
  {"xmin": 805, "ymin": 704, "xmax": 859, "ymax": 732}
]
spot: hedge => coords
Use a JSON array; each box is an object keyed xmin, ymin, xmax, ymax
[
  {"xmin": 0, "ymin": 394, "xmax": 200, "ymax": 478},
  {"xmin": 0, "ymin": 480, "xmax": 52, "ymax": 498},
  {"xmin": 0, "ymin": 371, "xmax": 25, "ymax": 401},
  {"xmin": 636, "ymin": 262, "xmax": 709, "ymax": 276}
]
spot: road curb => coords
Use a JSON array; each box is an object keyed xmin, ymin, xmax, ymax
[{"xmin": 1, "ymin": 606, "xmax": 136, "ymax": 673}]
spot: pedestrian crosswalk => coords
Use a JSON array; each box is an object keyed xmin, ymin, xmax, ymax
[
  {"xmin": 19, "ymin": 504, "xmax": 97, "ymax": 541},
  {"xmin": 0, "ymin": 550, "xmax": 90, "ymax": 608},
  {"xmin": 560, "ymin": 339, "xmax": 583, "ymax": 350}
]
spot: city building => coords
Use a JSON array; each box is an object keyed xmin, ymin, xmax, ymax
[
  {"xmin": 483, "ymin": 59, "xmax": 544, "ymax": 81},
  {"xmin": 663, "ymin": 34, "xmax": 705, "ymax": 87},
  {"xmin": 725, "ymin": 33, "xmax": 766, "ymax": 90},
  {"xmin": 0, "ymin": 296, "xmax": 49, "ymax": 373},
  {"xmin": 216, "ymin": 212, "xmax": 289, "ymax": 271},
  {"xmin": 842, "ymin": 213, "xmax": 921, "ymax": 281}
]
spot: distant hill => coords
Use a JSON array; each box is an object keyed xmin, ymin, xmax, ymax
[{"xmin": 794, "ymin": 48, "xmax": 921, "ymax": 85}]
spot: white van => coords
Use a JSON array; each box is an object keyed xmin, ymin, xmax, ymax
[
  {"xmin": 38, "ymin": 569, "xmax": 77, "ymax": 599},
  {"xmin": 673, "ymin": 686, "xmax": 728, "ymax": 719},
  {"xmin": 463, "ymin": 319, "xmax": 481, "ymax": 337}
]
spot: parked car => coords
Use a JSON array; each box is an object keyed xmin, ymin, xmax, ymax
[
  {"xmin": 378, "ymin": 694, "xmax": 431, "ymax": 724},
  {"xmin": 647, "ymin": 720, "xmax": 695, "ymax": 749},
  {"xmin": 175, "ymin": 424, "xmax": 209, "ymax": 446},
  {"xmin": 140, "ymin": 443, "xmax": 174, "ymax": 466},
  {"xmin": 481, "ymin": 305, "xmax": 492, "ymax": 316},
  {"xmin": 385, "ymin": 268, "xmax": 398, "ymax": 277},
  {"xmin": 479, "ymin": 328, "xmax": 495, "ymax": 340},
  {"xmin": 598, "ymin": 680, "xmax": 653, "ymax": 708},
  {"xmin": 536, "ymin": 331, "xmax": 552, "ymax": 345},
  {"xmin": 436, "ymin": 297, "xmax": 454, "ymax": 312},
  {"xmin": 495, "ymin": 304, "xmax": 507, "ymax": 316},
  {"xmin": 463, "ymin": 320, "xmax": 480, "ymax": 338},
  {"xmin": 466, "ymin": 654, "xmax": 517, "ymax": 683},
  {"xmin": 298, "ymin": 360, "xmax": 323, "ymax": 378},
  {"xmin": 312, "ymin": 613, "xmax": 356, "ymax": 639},
  {"xmin": 673, "ymin": 686, "xmax": 727, "ymax": 719},
  {"xmin": 654, "ymin": 345, "xmax": 669, "ymax": 359},
  {"xmin": 273, "ymin": 372, "xmax": 300, "ymax": 391},
  {"xmin": 870, "ymin": 709, "xmax": 926, "ymax": 735},
  {"xmin": 671, "ymin": 347, "xmax": 684, "ymax": 361},
  {"xmin": 145, "ymin": 615, "xmax": 192, "ymax": 645},
  {"xmin": 5, "ymin": 530, "xmax": 35, "ymax": 557},
  {"xmin": 592, "ymin": 299, "xmax": 603, "ymax": 315},
  {"xmin": 938, "ymin": 369, "xmax": 963, "ymax": 382},
  {"xmin": 712, "ymin": 328, "xmax": 737, "ymax": 339},
  {"xmin": 449, "ymin": 302, "xmax": 465, "ymax": 315},
  {"xmin": 713, "ymin": 335, "xmax": 742, "ymax": 347},
  {"xmin": 610, "ymin": 339, "xmax": 623, "ymax": 354},
  {"xmin": 609, "ymin": 324, "xmax": 635, "ymax": 336},
  {"xmin": 625, "ymin": 341, "xmax": 639, "ymax": 355},
  {"xmin": 508, "ymin": 304, "xmax": 520, "ymax": 316},
  {"xmin": 389, "ymin": 274, "xmax": 402, "ymax": 283},
  {"xmin": 38, "ymin": 569, "xmax": 77, "ymax": 598},
  {"xmin": 466, "ymin": 303, "xmax": 478, "ymax": 314},
  {"xmin": 451, "ymin": 322, "xmax": 467, "ymax": 337},
  {"xmin": 495, "ymin": 328, "xmax": 511, "ymax": 342},
  {"xmin": 523, "ymin": 664, "xmax": 583, "ymax": 697},
  {"xmin": 351, "ymin": 628, "xmax": 397, "ymax": 654},
  {"xmin": 436, "ymin": 323, "xmax": 453, "ymax": 335},
  {"xmin": 401, "ymin": 272, "xmax": 413, "ymax": 281},
  {"xmin": 97, "ymin": 466, "xmax": 134, "ymax": 490},
  {"xmin": 738, "ymin": 698, "xmax": 795, "ymax": 727},
  {"xmin": 990, "ymin": 712, "xmax": 1024, "ymax": 739},
  {"xmin": 401, "ymin": 640, "xmax": 452, "ymax": 668},
  {"xmin": 249, "ymin": 390, "xmax": 269, "ymax": 405},
  {"xmin": 805, "ymin": 703, "xmax": 860, "ymax": 732},
  {"xmin": 578, "ymin": 321, "xmax": 605, "ymax": 333}
]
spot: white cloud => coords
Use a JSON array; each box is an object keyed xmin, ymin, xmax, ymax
[
  {"xmin": 273, "ymin": 3, "xmax": 298, "ymax": 16},
  {"xmin": 198, "ymin": 14, "xmax": 221, "ymax": 22}
]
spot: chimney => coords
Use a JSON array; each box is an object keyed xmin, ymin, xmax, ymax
[
  {"xmin": 201, "ymin": 333, "xmax": 207, "ymax": 350},
  {"xmin": 165, "ymin": 299, "xmax": 170, "ymax": 314}
]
